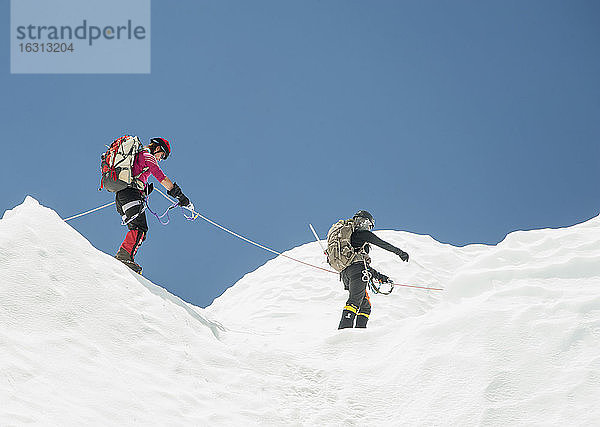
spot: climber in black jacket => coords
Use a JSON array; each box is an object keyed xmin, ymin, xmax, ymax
[{"xmin": 335, "ymin": 210, "xmax": 409, "ymax": 329}]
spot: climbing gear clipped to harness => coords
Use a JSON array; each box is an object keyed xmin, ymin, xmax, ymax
[
  {"xmin": 150, "ymin": 137, "xmax": 171, "ymax": 159},
  {"xmin": 145, "ymin": 197, "xmax": 179, "ymax": 226},
  {"xmin": 361, "ymin": 258, "xmax": 394, "ymax": 295},
  {"xmin": 326, "ymin": 218, "xmax": 371, "ymax": 273},
  {"xmin": 361, "ymin": 262, "xmax": 373, "ymax": 283},
  {"xmin": 144, "ymin": 191, "xmax": 197, "ymax": 226},
  {"xmin": 368, "ymin": 278, "xmax": 394, "ymax": 295},
  {"xmin": 99, "ymin": 135, "xmax": 148, "ymax": 192}
]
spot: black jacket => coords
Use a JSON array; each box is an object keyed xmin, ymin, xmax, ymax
[
  {"xmin": 351, "ymin": 230, "xmax": 404, "ymax": 256},
  {"xmin": 348, "ymin": 230, "xmax": 405, "ymax": 280}
]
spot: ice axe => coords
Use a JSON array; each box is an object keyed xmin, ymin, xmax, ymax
[{"xmin": 309, "ymin": 224, "xmax": 327, "ymax": 253}]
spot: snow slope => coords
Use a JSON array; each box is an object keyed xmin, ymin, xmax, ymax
[{"xmin": 1, "ymin": 197, "xmax": 599, "ymax": 425}]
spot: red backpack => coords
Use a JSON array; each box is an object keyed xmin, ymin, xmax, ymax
[{"xmin": 99, "ymin": 135, "xmax": 148, "ymax": 192}]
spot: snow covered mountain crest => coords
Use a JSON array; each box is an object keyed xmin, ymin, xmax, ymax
[{"xmin": 1, "ymin": 197, "xmax": 599, "ymax": 425}]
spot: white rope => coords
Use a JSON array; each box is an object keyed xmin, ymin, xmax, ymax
[
  {"xmin": 63, "ymin": 201, "xmax": 116, "ymax": 222},
  {"xmin": 60, "ymin": 189, "xmax": 440, "ymax": 289},
  {"xmin": 155, "ymin": 188, "xmax": 282, "ymax": 257},
  {"xmin": 61, "ymin": 190, "xmax": 287, "ymax": 260},
  {"xmin": 154, "ymin": 188, "xmax": 338, "ymax": 273}
]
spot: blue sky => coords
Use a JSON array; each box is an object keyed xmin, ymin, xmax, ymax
[{"xmin": 2, "ymin": 1, "xmax": 599, "ymax": 307}]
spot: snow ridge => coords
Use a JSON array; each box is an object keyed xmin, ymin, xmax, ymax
[{"xmin": 1, "ymin": 197, "xmax": 599, "ymax": 425}]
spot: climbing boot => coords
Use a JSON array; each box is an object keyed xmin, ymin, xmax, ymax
[
  {"xmin": 115, "ymin": 247, "xmax": 143, "ymax": 274},
  {"xmin": 338, "ymin": 307, "xmax": 357, "ymax": 329}
]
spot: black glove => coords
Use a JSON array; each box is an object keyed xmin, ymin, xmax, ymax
[
  {"xmin": 144, "ymin": 183, "xmax": 154, "ymax": 197},
  {"xmin": 167, "ymin": 182, "xmax": 190, "ymax": 207},
  {"xmin": 178, "ymin": 194, "xmax": 190, "ymax": 207},
  {"xmin": 377, "ymin": 273, "xmax": 390, "ymax": 283},
  {"xmin": 397, "ymin": 249, "xmax": 409, "ymax": 262}
]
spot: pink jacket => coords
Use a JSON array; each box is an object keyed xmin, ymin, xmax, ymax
[{"xmin": 133, "ymin": 150, "xmax": 167, "ymax": 186}]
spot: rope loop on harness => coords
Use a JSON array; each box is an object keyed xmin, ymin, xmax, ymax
[
  {"xmin": 143, "ymin": 193, "xmax": 199, "ymax": 226},
  {"xmin": 145, "ymin": 196, "xmax": 178, "ymax": 226}
]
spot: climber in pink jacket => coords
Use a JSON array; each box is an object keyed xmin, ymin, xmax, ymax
[{"xmin": 114, "ymin": 137, "xmax": 191, "ymax": 274}]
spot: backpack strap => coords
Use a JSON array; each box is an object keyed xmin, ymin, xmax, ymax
[
  {"xmin": 133, "ymin": 148, "xmax": 151, "ymax": 180},
  {"xmin": 133, "ymin": 167, "xmax": 149, "ymax": 180}
]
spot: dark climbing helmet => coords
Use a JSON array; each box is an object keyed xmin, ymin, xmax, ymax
[
  {"xmin": 353, "ymin": 210, "xmax": 375, "ymax": 230},
  {"xmin": 150, "ymin": 137, "xmax": 171, "ymax": 159}
]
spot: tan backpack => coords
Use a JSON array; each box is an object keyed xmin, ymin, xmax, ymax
[{"xmin": 326, "ymin": 218, "xmax": 370, "ymax": 272}]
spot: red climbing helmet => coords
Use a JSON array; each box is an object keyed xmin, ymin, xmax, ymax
[{"xmin": 150, "ymin": 137, "xmax": 171, "ymax": 159}]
